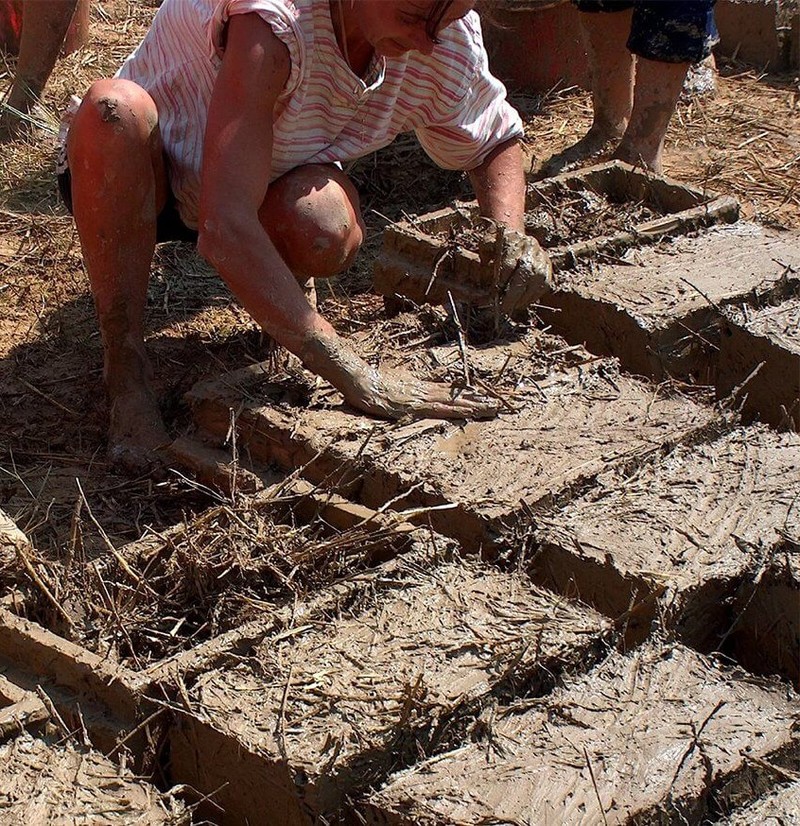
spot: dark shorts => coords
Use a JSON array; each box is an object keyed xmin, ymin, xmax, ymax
[
  {"xmin": 573, "ymin": 0, "xmax": 719, "ymax": 64},
  {"xmin": 57, "ymin": 166, "xmax": 199, "ymax": 245}
]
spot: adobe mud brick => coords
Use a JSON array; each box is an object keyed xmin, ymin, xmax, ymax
[
  {"xmin": 537, "ymin": 223, "xmax": 800, "ymax": 383},
  {"xmin": 719, "ymin": 780, "xmax": 800, "ymax": 824},
  {"xmin": 718, "ymin": 293, "xmax": 800, "ymax": 430},
  {"xmin": 534, "ymin": 427, "xmax": 800, "ymax": 680},
  {"xmin": 373, "ymin": 161, "xmax": 737, "ymax": 318},
  {"xmin": 363, "ymin": 643, "xmax": 800, "ymax": 826},
  {"xmin": 0, "ymin": 607, "xmax": 142, "ymax": 753},
  {"xmin": 168, "ymin": 557, "xmax": 611, "ymax": 825},
  {"xmin": 0, "ymin": 672, "xmax": 48, "ymax": 742},
  {"xmin": 187, "ymin": 334, "xmax": 717, "ymax": 553},
  {"xmin": 0, "ymin": 733, "xmax": 184, "ymax": 822}
]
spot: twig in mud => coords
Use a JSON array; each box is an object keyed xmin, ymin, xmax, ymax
[
  {"xmin": 425, "ymin": 247, "xmax": 451, "ymax": 297},
  {"xmin": 18, "ymin": 378, "xmax": 80, "ymax": 418},
  {"xmin": 360, "ymin": 481, "xmax": 425, "ymax": 524},
  {"xmin": 470, "ymin": 375, "xmax": 519, "ymax": 414},
  {"xmin": 106, "ymin": 707, "xmax": 168, "ymax": 759},
  {"xmin": 666, "ymin": 700, "xmax": 726, "ymax": 796},
  {"xmin": 720, "ymin": 360, "xmax": 766, "ymax": 410},
  {"xmin": 674, "ymin": 320, "xmax": 720, "ymax": 352},
  {"xmin": 583, "ymin": 746, "xmax": 609, "ymax": 826},
  {"xmin": 679, "ymin": 277, "xmax": 722, "ymax": 312},
  {"xmin": 35, "ymin": 686, "xmax": 73, "ymax": 742},
  {"xmin": 446, "ymin": 291, "xmax": 470, "ymax": 385},
  {"xmin": 13, "ymin": 543, "xmax": 74, "ymax": 630},
  {"xmin": 276, "ymin": 663, "xmax": 294, "ymax": 761},
  {"xmin": 226, "ymin": 407, "xmax": 239, "ymax": 502}
]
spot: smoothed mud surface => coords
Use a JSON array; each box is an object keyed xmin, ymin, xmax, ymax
[
  {"xmin": 174, "ymin": 555, "xmax": 610, "ymax": 822},
  {"xmin": 534, "ymin": 427, "xmax": 800, "ymax": 660},
  {"xmin": 190, "ymin": 331, "xmax": 716, "ymax": 551},
  {"xmin": 364, "ymin": 643, "xmax": 800, "ymax": 826}
]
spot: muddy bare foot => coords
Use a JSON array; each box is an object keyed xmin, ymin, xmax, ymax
[
  {"xmin": 537, "ymin": 126, "xmax": 622, "ymax": 179},
  {"xmin": 612, "ymin": 143, "xmax": 661, "ymax": 175},
  {"xmin": 107, "ymin": 389, "xmax": 171, "ymax": 476}
]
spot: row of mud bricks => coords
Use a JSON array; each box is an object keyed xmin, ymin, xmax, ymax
[{"xmin": 2, "ymin": 220, "xmax": 800, "ymax": 820}]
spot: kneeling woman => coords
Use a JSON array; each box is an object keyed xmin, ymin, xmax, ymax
[{"xmin": 63, "ymin": 0, "xmax": 535, "ymax": 471}]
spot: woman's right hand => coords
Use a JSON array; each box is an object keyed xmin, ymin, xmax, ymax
[{"xmin": 299, "ymin": 329, "xmax": 499, "ymax": 421}]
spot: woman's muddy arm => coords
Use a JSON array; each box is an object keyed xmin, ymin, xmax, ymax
[
  {"xmin": 468, "ymin": 137, "xmax": 527, "ymax": 233},
  {"xmin": 199, "ymin": 15, "xmax": 497, "ymax": 421}
]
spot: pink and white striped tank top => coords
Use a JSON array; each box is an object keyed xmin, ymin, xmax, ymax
[{"xmin": 115, "ymin": 0, "xmax": 523, "ymax": 229}]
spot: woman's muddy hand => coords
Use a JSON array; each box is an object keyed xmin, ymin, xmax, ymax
[
  {"xmin": 299, "ymin": 329, "xmax": 499, "ymax": 421},
  {"xmin": 346, "ymin": 368, "xmax": 499, "ymax": 420}
]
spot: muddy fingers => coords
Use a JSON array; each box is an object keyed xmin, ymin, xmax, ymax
[{"xmin": 298, "ymin": 329, "xmax": 499, "ymax": 421}]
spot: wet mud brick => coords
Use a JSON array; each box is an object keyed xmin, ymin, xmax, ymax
[
  {"xmin": 187, "ymin": 334, "xmax": 717, "ymax": 554},
  {"xmin": 719, "ymin": 780, "xmax": 800, "ymax": 824},
  {"xmin": 534, "ymin": 426, "xmax": 800, "ymax": 682},
  {"xmin": 0, "ymin": 607, "xmax": 144, "ymax": 752},
  {"xmin": 0, "ymin": 672, "xmax": 49, "ymax": 742},
  {"xmin": 0, "ymin": 733, "xmax": 183, "ymax": 822},
  {"xmin": 168, "ymin": 557, "xmax": 611, "ymax": 825},
  {"xmin": 718, "ymin": 294, "xmax": 800, "ymax": 430},
  {"xmin": 538, "ymin": 222, "xmax": 800, "ymax": 382},
  {"xmin": 0, "ymin": 490, "xmax": 428, "ymax": 764},
  {"xmin": 363, "ymin": 643, "xmax": 800, "ymax": 826},
  {"xmin": 373, "ymin": 161, "xmax": 738, "ymax": 321}
]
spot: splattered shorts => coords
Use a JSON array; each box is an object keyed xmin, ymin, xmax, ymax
[{"xmin": 573, "ymin": 0, "xmax": 719, "ymax": 64}]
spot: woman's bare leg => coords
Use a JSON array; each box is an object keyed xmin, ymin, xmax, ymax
[{"xmin": 67, "ymin": 77, "xmax": 170, "ymax": 471}]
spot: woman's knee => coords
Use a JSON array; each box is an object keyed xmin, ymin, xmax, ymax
[
  {"xmin": 69, "ymin": 78, "xmax": 159, "ymax": 157},
  {"xmin": 261, "ymin": 165, "xmax": 365, "ymax": 278},
  {"xmin": 67, "ymin": 78, "xmax": 166, "ymax": 209}
]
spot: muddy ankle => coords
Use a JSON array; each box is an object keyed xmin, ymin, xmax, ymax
[
  {"xmin": 107, "ymin": 390, "xmax": 171, "ymax": 475},
  {"xmin": 537, "ymin": 128, "xmax": 622, "ymax": 178}
]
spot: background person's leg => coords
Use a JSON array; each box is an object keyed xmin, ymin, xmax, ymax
[
  {"xmin": 613, "ymin": 57, "xmax": 688, "ymax": 173},
  {"xmin": 614, "ymin": 0, "xmax": 718, "ymax": 173},
  {"xmin": 539, "ymin": 1, "xmax": 634, "ymax": 176},
  {"xmin": 1, "ymin": 0, "xmax": 79, "ymax": 140},
  {"xmin": 579, "ymin": 3, "xmax": 635, "ymax": 152}
]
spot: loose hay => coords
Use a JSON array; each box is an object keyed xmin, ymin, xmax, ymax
[{"xmin": 14, "ymin": 495, "xmax": 409, "ymax": 669}]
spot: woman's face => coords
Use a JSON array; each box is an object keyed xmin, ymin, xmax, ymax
[{"xmin": 355, "ymin": 1, "xmax": 475, "ymax": 58}]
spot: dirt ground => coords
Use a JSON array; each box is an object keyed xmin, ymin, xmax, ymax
[{"xmin": 0, "ymin": 2, "xmax": 799, "ymax": 564}]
